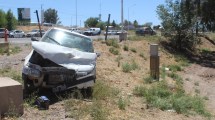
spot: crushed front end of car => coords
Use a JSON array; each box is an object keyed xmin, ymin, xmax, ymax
[{"xmin": 22, "ymin": 28, "xmax": 98, "ymax": 93}]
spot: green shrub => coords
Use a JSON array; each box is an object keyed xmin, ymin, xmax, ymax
[
  {"xmin": 168, "ymin": 64, "xmax": 182, "ymax": 72},
  {"xmin": 118, "ymin": 97, "xmax": 126, "ymax": 110},
  {"xmin": 123, "ymin": 45, "xmax": 129, "ymax": 51},
  {"xmin": 131, "ymin": 60, "xmax": 139, "ymax": 70},
  {"xmin": 122, "ymin": 62, "xmax": 132, "ymax": 73},
  {"xmin": 130, "ymin": 48, "xmax": 137, "ymax": 53},
  {"xmin": 92, "ymin": 81, "xmax": 118, "ymax": 100},
  {"xmin": 91, "ymin": 101, "xmax": 108, "ymax": 120},
  {"xmin": 139, "ymin": 52, "xmax": 145, "ymax": 58},
  {"xmin": 133, "ymin": 80, "xmax": 211, "ymax": 118},
  {"xmin": 143, "ymin": 76, "xmax": 154, "ymax": 84},
  {"xmin": 106, "ymin": 39, "xmax": 119, "ymax": 48},
  {"xmin": 109, "ymin": 47, "xmax": 119, "ymax": 55}
]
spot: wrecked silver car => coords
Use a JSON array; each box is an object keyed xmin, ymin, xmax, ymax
[{"xmin": 22, "ymin": 28, "xmax": 99, "ymax": 93}]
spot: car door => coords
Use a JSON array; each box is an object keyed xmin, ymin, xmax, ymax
[{"xmin": 14, "ymin": 31, "xmax": 19, "ymax": 38}]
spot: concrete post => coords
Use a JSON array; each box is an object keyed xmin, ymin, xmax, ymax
[{"xmin": 150, "ymin": 44, "xmax": 159, "ymax": 80}]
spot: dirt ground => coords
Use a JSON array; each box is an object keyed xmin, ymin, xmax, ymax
[{"xmin": 0, "ymin": 36, "xmax": 214, "ymax": 120}]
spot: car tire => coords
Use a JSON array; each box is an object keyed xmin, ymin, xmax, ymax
[
  {"xmin": 11, "ymin": 35, "xmax": 14, "ymax": 38},
  {"xmin": 22, "ymin": 73, "xmax": 35, "ymax": 95}
]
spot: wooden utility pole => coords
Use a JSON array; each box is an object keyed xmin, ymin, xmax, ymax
[
  {"xmin": 35, "ymin": 10, "xmax": 42, "ymax": 37},
  {"xmin": 105, "ymin": 14, "xmax": 111, "ymax": 41}
]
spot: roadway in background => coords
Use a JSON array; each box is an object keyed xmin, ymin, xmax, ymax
[{"xmin": 0, "ymin": 35, "xmax": 119, "ymax": 44}]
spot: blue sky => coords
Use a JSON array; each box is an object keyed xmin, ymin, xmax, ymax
[{"xmin": 0, "ymin": 0, "xmax": 165, "ymax": 27}]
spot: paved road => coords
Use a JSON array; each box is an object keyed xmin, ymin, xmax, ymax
[{"xmin": 0, "ymin": 35, "xmax": 119, "ymax": 44}]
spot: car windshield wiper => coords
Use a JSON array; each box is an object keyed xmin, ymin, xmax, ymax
[{"xmin": 47, "ymin": 36, "xmax": 60, "ymax": 45}]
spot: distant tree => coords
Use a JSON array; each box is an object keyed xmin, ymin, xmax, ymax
[
  {"xmin": 133, "ymin": 20, "xmax": 138, "ymax": 28},
  {"xmin": 84, "ymin": 17, "xmax": 99, "ymax": 27},
  {"xmin": 44, "ymin": 8, "xmax": 59, "ymax": 24},
  {"xmin": 111, "ymin": 20, "xmax": 116, "ymax": 28},
  {"xmin": 124, "ymin": 20, "xmax": 129, "ymax": 26},
  {"xmin": 96, "ymin": 21, "xmax": 106, "ymax": 30},
  {"xmin": 201, "ymin": 0, "xmax": 215, "ymax": 31},
  {"xmin": 0, "ymin": 9, "xmax": 7, "ymax": 28},
  {"xmin": 143, "ymin": 22, "xmax": 153, "ymax": 27},
  {"xmin": 6, "ymin": 9, "xmax": 17, "ymax": 30}
]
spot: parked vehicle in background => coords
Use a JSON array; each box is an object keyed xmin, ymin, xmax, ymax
[
  {"xmin": 103, "ymin": 30, "xmax": 118, "ymax": 35},
  {"xmin": 22, "ymin": 27, "xmax": 100, "ymax": 94},
  {"xmin": 26, "ymin": 29, "xmax": 46, "ymax": 37},
  {"xmin": 0, "ymin": 28, "xmax": 9, "ymax": 38},
  {"xmin": 9, "ymin": 30, "xmax": 25, "ymax": 38},
  {"xmin": 83, "ymin": 28, "xmax": 101, "ymax": 36},
  {"xmin": 135, "ymin": 27, "xmax": 156, "ymax": 36},
  {"xmin": 68, "ymin": 28, "xmax": 82, "ymax": 34},
  {"xmin": 116, "ymin": 30, "xmax": 127, "ymax": 35}
]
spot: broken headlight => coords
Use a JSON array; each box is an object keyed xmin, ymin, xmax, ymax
[{"xmin": 22, "ymin": 62, "xmax": 42, "ymax": 78}]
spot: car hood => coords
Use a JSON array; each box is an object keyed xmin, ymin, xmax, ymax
[{"xmin": 27, "ymin": 41, "xmax": 97, "ymax": 72}]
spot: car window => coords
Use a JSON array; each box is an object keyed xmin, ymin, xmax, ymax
[
  {"xmin": 0, "ymin": 29, "xmax": 4, "ymax": 32},
  {"xmin": 41, "ymin": 29, "xmax": 94, "ymax": 52},
  {"xmin": 31, "ymin": 30, "xmax": 38, "ymax": 32}
]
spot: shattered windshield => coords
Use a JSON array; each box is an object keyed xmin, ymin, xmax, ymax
[{"xmin": 41, "ymin": 29, "xmax": 94, "ymax": 52}]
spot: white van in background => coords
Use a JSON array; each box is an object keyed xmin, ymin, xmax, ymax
[{"xmin": 83, "ymin": 28, "xmax": 101, "ymax": 36}]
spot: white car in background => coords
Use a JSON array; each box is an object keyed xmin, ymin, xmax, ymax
[
  {"xmin": 9, "ymin": 30, "xmax": 25, "ymax": 38},
  {"xmin": 26, "ymin": 29, "xmax": 46, "ymax": 37}
]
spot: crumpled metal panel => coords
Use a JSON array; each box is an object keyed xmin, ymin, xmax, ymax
[{"xmin": 31, "ymin": 41, "xmax": 97, "ymax": 73}]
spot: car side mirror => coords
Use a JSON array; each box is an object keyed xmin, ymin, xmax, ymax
[
  {"xmin": 96, "ymin": 52, "xmax": 101, "ymax": 57},
  {"xmin": 31, "ymin": 37, "xmax": 39, "ymax": 41}
]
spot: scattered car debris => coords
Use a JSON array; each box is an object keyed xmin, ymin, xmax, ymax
[{"xmin": 36, "ymin": 96, "xmax": 50, "ymax": 110}]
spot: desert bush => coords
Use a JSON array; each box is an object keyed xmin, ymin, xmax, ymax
[
  {"xmin": 123, "ymin": 45, "xmax": 129, "ymax": 51},
  {"xmin": 168, "ymin": 64, "xmax": 182, "ymax": 72},
  {"xmin": 130, "ymin": 48, "xmax": 137, "ymax": 53},
  {"xmin": 133, "ymin": 80, "xmax": 211, "ymax": 117},
  {"xmin": 118, "ymin": 97, "xmax": 126, "ymax": 110},
  {"xmin": 109, "ymin": 47, "xmax": 119, "ymax": 55},
  {"xmin": 122, "ymin": 62, "xmax": 132, "ymax": 73},
  {"xmin": 106, "ymin": 39, "xmax": 119, "ymax": 48}
]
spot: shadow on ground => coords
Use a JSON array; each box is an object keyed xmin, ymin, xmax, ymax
[{"xmin": 160, "ymin": 40, "xmax": 215, "ymax": 68}]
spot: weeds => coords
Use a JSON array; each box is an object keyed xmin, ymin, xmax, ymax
[
  {"xmin": 91, "ymin": 100, "xmax": 108, "ymax": 120},
  {"xmin": 10, "ymin": 46, "xmax": 22, "ymax": 54},
  {"xmin": 123, "ymin": 45, "xmax": 129, "ymax": 51},
  {"xmin": 194, "ymin": 82, "xmax": 199, "ymax": 86},
  {"xmin": 118, "ymin": 97, "xmax": 126, "ymax": 110},
  {"xmin": 122, "ymin": 62, "xmax": 131, "ymax": 73},
  {"xmin": 133, "ymin": 80, "xmax": 211, "ymax": 118},
  {"xmin": 115, "ymin": 56, "xmax": 123, "ymax": 67},
  {"xmin": 139, "ymin": 52, "xmax": 146, "ymax": 60},
  {"xmin": 109, "ymin": 47, "xmax": 119, "ymax": 55},
  {"xmin": 92, "ymin": 81, "xmax": 118, "ymax": 100},
  {"xmin": 130, "ymin": 48, "xmax": 137, "ymax": 53},
  {"xmin": 201, "ymin": 48, "xmax": 212, "ymax": 54},
  {"xmin": 161, "ymin": 65, "xmax": 166, "ymax": 80},
  {"xmin": 122, "ymin": 60, "xmax": 139, "ymax": 73},
  {"xmin": 168, "ymin": 64, "xmax": 182, "ymax": 72},
  {"xmin": 106, "ymin": 39, "xmax": 119, "ymax": 48},
  {"xmin": 0, "ymin": 67, "xmax": 22, "ymax": 84},
  {"xmin": 143, "ymin": 76, "xmax": 154, "ymax": 84}
]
